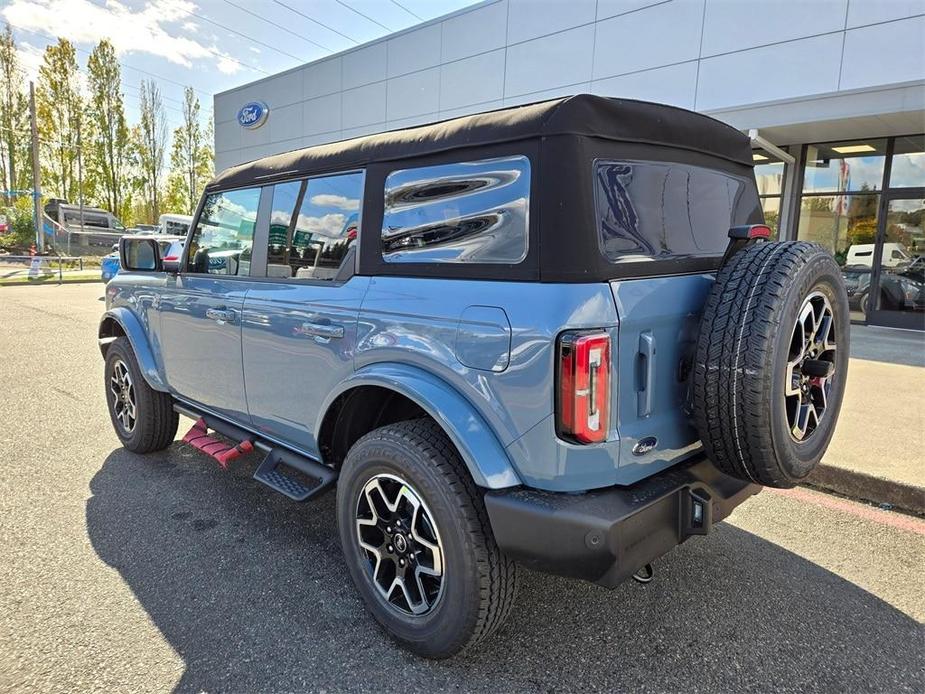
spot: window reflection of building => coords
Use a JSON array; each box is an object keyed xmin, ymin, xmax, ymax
[{"xmin": 752, "ymin": 149, "xmax": 787, "ymax": 238}]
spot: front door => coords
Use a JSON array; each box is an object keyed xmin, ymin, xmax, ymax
[
  {"xmin": 241, "ymin": 171, "xmax": 367, "ymax": 456},
  {"xmin": 868, "ymin": 193, "xmax": 925, "ymax": 330},
  {"xmin": 158, "ymin": 186, "xmax": 262, "ymax": 420}
]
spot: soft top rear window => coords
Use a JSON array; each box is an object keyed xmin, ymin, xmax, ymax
[{"xmin": 594, "ymin": 160, "xmax": 760, "ymax": 263}]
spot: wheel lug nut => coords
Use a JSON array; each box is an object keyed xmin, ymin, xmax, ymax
[
  {"xmin": 387, "ymin": 545, "xmax": 393, "ymax": 552},
  {"xmin": 399, "ymin": 559, "xmax": 405, "ymax": 567},
  {"xmin": 386, "ymin": 526, "xmax": 392, "ymax": 533}
]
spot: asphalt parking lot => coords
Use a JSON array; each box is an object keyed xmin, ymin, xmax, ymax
[{"xmin": 1, "ymin": 283, "xmax": 923, "ymax": 693}]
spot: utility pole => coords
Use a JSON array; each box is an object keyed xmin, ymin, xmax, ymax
[{"xmin": 29, "ymin": 81, "xmax": 43, "ymax": 253}]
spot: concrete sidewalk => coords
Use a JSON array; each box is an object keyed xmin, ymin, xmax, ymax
[{"xmin": 808, "ymin": 325, "xmax": 925, "ymax": 514}]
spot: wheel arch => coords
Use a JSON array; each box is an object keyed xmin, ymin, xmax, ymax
[
  {"xmin": 98, "ymin": 308, "xmax": 169, "ymax": 392},
  {"xmin": 317, "ymin": 363, "xmax": 521, "ymax": 490}
]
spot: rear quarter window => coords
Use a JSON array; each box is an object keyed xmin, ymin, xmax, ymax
[
  {"xmin": 381, "ymin": 156, "xmax": 530, "ymax": 264},
  {"xmin": 594, "ymin": 160, "xmax": 760, "ymax": 262}
]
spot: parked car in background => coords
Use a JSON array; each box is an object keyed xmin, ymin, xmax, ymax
[
  {"xmin": 159, "ymin": 213, "xmax": 193, "ymax": 236},
  {"xmin": 101, "ymin": 235, "xmax": 184, "ymax": 282},
  {"xmin": 842, "ymin": 263, "xmax": 925, "ymax": 318},
  {"xmin": 100, "ymin": 95, "xmax": 849, "ymax": 658},
  {"xmin": 45, "ymin": 200, "xmax": 127, "ymax": 254}
]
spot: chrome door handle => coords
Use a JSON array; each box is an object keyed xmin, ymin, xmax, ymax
[
  {"xmin": 206, "ymin": 308, "xmax": 236, "ymax": 323},
  {"xmin": 299, "ymin": 321, "xmax": 344, "ymax": 339}
]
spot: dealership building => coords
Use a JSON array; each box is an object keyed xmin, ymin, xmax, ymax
[{"xmin": 214, "ymin": 0, "xmax": 925, "ymax": 330}]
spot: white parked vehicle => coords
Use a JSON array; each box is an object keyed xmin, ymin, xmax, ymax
[
  {"xmin": 158, "ymin": 213, "xmax": 194, "ymax": 237},
  {"xmin": 846, "ymin": 243, "xmax": 910, "ymax": 267}
]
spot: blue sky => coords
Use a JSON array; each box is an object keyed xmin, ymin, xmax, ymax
[{"xmin": 1, "ymin": 0, "xmax": 479, "ymax": 131}]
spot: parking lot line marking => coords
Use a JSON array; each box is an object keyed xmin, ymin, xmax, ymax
[{"xmin": 769, "ymin": 487, "xmax": 925, "ymax": 536}]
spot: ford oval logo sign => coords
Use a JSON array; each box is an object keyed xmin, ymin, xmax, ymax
[{"xmin": 237, "ymin": 101, "xmax": 269, "ymax": 129}]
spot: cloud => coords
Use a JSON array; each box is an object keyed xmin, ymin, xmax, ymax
[
  {"xmin": 309, "ymin": 194, "xmax": 359, "ymax": 211},
  {"xmin": 297, "ymin": 213, "xmax": 346, "ymax": 238},
  {"xmin": 2, "ymin": 0, "xmax": 245, "ymax": 74}
]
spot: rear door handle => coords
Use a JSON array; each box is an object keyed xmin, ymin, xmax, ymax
[
  {"xmin": 299, "ymin": 321, "xmax": 344, "ymax": 339},
  {"xmin": 637, "ymin": 331, "xmax": 656, "ymax": 417},
  {"xmin": 206, "ymin": 308, "xmax": 236, "ymax": 323}
]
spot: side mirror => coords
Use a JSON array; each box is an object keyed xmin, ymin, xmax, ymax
[{"xmin": 119, "ymin": 236, "xmax": 161, "ymax": 272}]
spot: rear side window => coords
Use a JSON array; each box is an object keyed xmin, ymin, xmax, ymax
[
  {"xmin": 594, "ymin": 160, "xmax": 760, "ymax": 262},
  {"xmin": 187, "ymin": 187, "xmax": 260, "ymax": 275},
  {"xmin": 266, "ymin": 171, "xmax": 363, "ymax": 281},
  {"xmin": 381, "ymin": 156, "xmax": 530, "ymax": 264}
]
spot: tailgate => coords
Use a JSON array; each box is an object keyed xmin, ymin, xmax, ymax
[{"xmin": 610, "ymin": 274, "xmax": 714, "ymax": 484}]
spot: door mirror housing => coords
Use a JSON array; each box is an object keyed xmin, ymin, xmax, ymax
[{"xmin": 119, "ymin": 236, "xmax": 161, "ymax": 272}]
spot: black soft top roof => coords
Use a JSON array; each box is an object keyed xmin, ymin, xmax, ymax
[{"xmin": 207, "ymin": 94, "xmax": 753, "ymax": 191}]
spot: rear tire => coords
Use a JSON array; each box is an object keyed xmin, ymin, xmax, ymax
[
  {"xmin": 104, "ymin": 337, "xmax": 178, "ymax": 453},
  {"xmin": 693, "ymin": 242, "xmax": 849, "ymax": 488},
  {"xmin": 336, "ymin": 418, "xmax": 518, "ymax": 659}
]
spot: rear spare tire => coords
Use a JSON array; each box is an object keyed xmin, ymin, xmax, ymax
[{"xmin": 693, "ymin": 241, "xmax": 849, "ymax": 488}]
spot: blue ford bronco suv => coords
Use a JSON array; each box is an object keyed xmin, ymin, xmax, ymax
[{"xmin": 100, "ymin": 95, "xmax": 848, "ymax": 658}]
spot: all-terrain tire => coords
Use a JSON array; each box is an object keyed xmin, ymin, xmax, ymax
[
  {"xmin": 104, "ymin": 337, "xmax": 179, "ymax": 453},
  {"xmin": 336, "ymin": 418, "xmax": 519, "ymax": 659},
  {"xmin": 693, "ymin": 241, "xmax": 849, "ymax": 488}
]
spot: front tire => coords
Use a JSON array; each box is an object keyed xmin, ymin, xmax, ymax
[
  {"xmin": 336, "ymin": 419, "xmax": 518, "ymax": 659},
  {"xmin": 104, "ymin": 337, "xmax": 178, "ymax": 453}
]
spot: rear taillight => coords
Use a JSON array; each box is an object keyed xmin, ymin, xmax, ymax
[{"xmin": 557, "ymin": 330, "xmax": 611, "ymax": 444}]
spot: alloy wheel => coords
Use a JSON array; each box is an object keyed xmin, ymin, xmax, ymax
[
  {"xmin": 109, "ymin": 359, "xmax": 137, "ymax": 433},
  {"xmin": 355, "ymin": 473, "xmax": 445, "ymax": 616},
  {"xmin": 785, "ymin": 291, "xmax": 837, "ymax": 442}
]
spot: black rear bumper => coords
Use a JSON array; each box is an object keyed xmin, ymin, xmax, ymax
[{"xmin": 483, "ymin": 456, "xmax": 759, "ymax": 588}]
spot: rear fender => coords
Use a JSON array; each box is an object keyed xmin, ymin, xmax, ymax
[
  {"xmin": 321, "ymin": 363, "xmax": 521, "ymax": 489},
  {"xmin": 98, "ymin": 307, "xmax": 168, "ymax": 392}
]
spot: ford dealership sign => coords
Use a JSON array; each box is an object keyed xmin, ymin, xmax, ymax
[{"xmin": 238, "ymin": 101, "xmax": 269, "ymax": 129}]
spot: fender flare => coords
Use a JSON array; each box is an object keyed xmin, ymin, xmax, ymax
[
  {"xmin": 320, "ymin": 363, "xmax": 521, "ymax": 489},
  {"xmin": 98, "ymin": 307, "xmax": 169, "ymax": 392}
]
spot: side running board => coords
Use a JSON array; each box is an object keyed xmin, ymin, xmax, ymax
[{"xmin": 174, "ymin": 404, "xmax": 337, "ymax": 502}]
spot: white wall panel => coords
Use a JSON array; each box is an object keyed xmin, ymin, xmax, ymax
[
  {"xmin": 697, "ymin": 33, "xmax": 843, "ymax": 110},
  {"xmin": 303, "ymin": 58, "xmax": 341, "ymax": 99},
  {"xmin": 504, "ymin": 25, "xmax": 594, "ymax": 96},
  {"xmin": 440, "ymin": 100, "xmax": 504, "ymax": 120},
  {"xmin": 342, "ymin": 42, "xmax": 387, "ymax": 89},
  {"xmin": 387, "ymin": 68, "xmax": 441, "ymax": 120},
  {"xmin": 840, "ymin": 16, "xmax": 925, "ymax": 90},
  {"xmin": 342, "ymin": 82, "xmax": 387, "ymax": 129},
  {"xmin": 507, "ymin": 0, "xmax": 597, "ymax": 44},
  {"xmin": 269, "ymin": 103, "xmax": 303, "ymax": 143},
  {"xmin": 593, "ymin": 0, "xmax": 704, "ymax": 79},
  {"xmin": 303, "ymin": 93, "xmax": 342, "ymax": 135},
  {"xmin": 388, "ymin": 24, "xmax": 442, "ymax": 78},
  {"xmin": 591, "ymin": 61, "xmax": 699, "ymax": 108},
  {"xmin": 214, "ymin": 121, "xmax": 240, "ymax": 153},
  {"xmin": 441, "ymin": 1, "xmax": 508, "ymax": 62},
  {"xmin": 847, "ymin": 0, "xmax": 925, "ymax": 28},
  {"xmin": 440, "ymin": 49, "xmax": 506, "ymax": 111},
  {"xmin": 597, "ymin": 0, "xmax": 666, "ymax": 21},
  {"xmin": 701, "ymin": 0, "xmax": 847, "ymax": 57}
]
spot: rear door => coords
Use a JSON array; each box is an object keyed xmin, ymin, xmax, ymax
[
  {"xmin": 158, "ymin": 186, "xmax": 261, "ymax": 420},
  {"xmin": 241, "ymin": 171, "xmax": 368, "ymax": 455}
]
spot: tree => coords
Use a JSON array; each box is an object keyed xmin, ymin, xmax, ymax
[
  {"xmin": 87, "ymin": 39, "xmax": 130, "ymax": 219},
  {"xmin": 36, "ymin": 38, "xmax": 83, "ymax": 203},
  {"xmin": 0, "ymin": 23, "xmax": 29, "ymax": 198},
  {"xmin": 137, "ymin": 79, "xmax": 167, "ymax": 221},
  {"xmin": 164, "ymin": 87, "xmax": 213, "ymax": 214}
]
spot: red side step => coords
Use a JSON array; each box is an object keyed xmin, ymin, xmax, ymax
[{"xmin": 182, "ymin": 418, "xmax": 254, "ymax": 468}]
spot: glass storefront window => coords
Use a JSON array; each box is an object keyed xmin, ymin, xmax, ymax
[
  {"xmin": 760, "ymin": 197, "xmax": 781, "ymax": 237},
  {"xmin": 803, "ymin": 140, "xmax": 887, "ymax": 194},
  {"xmin": 876, "ymin": 198, "xmax": 924, "ymax": 325},
  {"xmin": 797, "ymin": 194, "xmax": 879, "ymax": 263},
  {"xmin": 889, "ymin": 135, "xmax": 925, "ymax": 188},
  {"xmin": 753, "ymin": 148, "xmax": 787, "ymax": 239}
]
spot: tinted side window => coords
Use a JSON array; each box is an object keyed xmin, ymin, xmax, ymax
[
  {"xmin": 381, "ymin": 156, "xmax": 530, "ymax": 264},
  {"xmin": 594, "ymin": 160, "xmax": 760, "ymax": 262},
  {"xmin": 187, "ymin": 188, "xmax": 260, "ymax": 275},
  {"xmin": 266, "ymin": 172, "xmax": 363, "ymax": 281}
]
